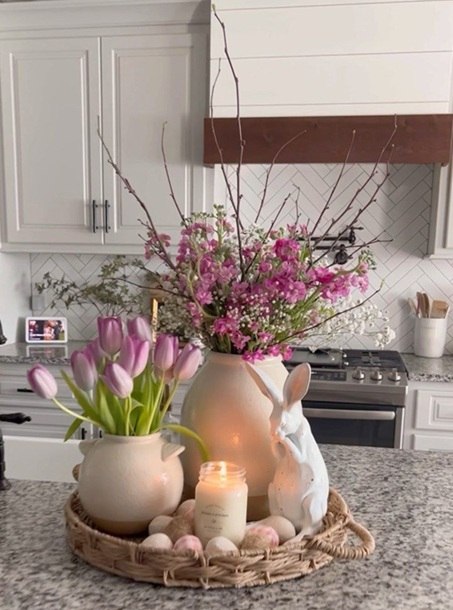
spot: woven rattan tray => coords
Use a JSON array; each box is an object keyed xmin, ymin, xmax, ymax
[{"xmin": 64, "ymin": 488, "xmax": 375, "ymax": 589}]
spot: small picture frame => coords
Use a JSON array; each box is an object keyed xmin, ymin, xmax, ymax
[{"xmin": 25, "ymin": 317, "xmax": 68, "ymax": 344}]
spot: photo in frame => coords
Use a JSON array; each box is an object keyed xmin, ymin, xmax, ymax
[{"xmin": 25, "ymin": 317, "xmax": 68, "ymax": 344}]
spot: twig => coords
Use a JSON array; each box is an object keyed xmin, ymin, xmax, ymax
[
  {"xmin": 212, "ymin": 7, "xmax": 245, "ymax": 274},
  {"xmin": 160, "ymin": 123, "xmax": 187, "ymax": 225},
  {"xmin": 254, "ymin": 129, "xmax": 308, "ymax": 224},
  {"xmin": 97, "ymin": 128, "xmax": 176, "ymax": 271},
  {"xmin": 310, "ymin": 129, "xmax": 356, "ymax": 236}
]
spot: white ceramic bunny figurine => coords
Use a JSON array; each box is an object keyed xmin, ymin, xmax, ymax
[{"xmin": 246, "ymin": 362, "xmax": 329, "ymax": 538}]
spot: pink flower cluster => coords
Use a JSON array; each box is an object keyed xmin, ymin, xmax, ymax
[{"xmin": 146, "ymin": 207, "xmax": 371, "ymax": 361}]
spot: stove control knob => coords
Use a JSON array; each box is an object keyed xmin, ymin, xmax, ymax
[
  {"xmin": 352, "ymin": 367, "xmax": 365, "ymax": 381},
  {"xmin": 388, "ymin": 368, "xmax": 401, "ymax": 382},
  {"xmin": 370, "ymin": 369, "xmax": 383, "ymax": 382}
]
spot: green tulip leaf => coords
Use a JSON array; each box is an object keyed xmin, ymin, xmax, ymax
[{"xmin": 64, "ymin": 417, "xmax": 82, "ymax": 442}]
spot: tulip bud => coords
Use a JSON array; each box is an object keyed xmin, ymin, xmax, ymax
[
  {"xmin": 71, "ymin": 350, "xmax": 97, "ymax": 391},
  {"xmin": 153, "ymin": 334, "xmax": 179, "ymax": 373},
  {"xmin": 118, "ymin": 336, "xmax": 150, "ymax": 378},
  {"xmin": 101, "ymin": 362, "xmax": 133, "ymax": 399},
  {"xmin": 97, "ymin": 317, "xmax": 123, "ymax": 357},
  {"xmin": 85, "ymin": 338, "xmax": 106, "ymax": 367},
  {"xmin": 127, "ymin": 316, "xmax": 153, "ymax": 343},
  {"xmin": 27, "ymin": 364, "xmax": 58, "ymax": 400},
  {"xmin": 173, "ymin": 343, "xmax": 201, "ymax": 381}
]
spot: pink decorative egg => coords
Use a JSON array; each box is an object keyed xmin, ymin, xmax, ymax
[
  {"xmin": 173, "ymin": 534, "xmax": 203, "ymax": 554},
  {"xmin": 247, "ymin": 525, "xmax": 279, "ymax": 547}
]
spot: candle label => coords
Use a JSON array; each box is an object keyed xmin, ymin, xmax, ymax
[{"xmin": 197, "ymin": 503, "xmax": 229, "ymax": 538}]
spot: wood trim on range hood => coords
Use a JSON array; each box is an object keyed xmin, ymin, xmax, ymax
[{"xmin": 204, "ymin": 115, "xmax": 453, "ymax": 165}]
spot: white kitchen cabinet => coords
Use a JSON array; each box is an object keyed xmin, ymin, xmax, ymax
[
  {"xmin": 0, "ymin": 0, "xmax": 210, "ymax": 254},
  {"xmin": 403, "ymin": 381, "xmax": 453, "ymax": 451},
  {"xmin": 428, "ymin": 164, "xmax": 453, "ymax": 258},
  {"xmin": 0, "ymin": 361, "xmax": 88, "ymax": 440}
]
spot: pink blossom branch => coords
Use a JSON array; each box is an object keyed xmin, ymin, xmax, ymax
[{"xmin": 279, "ymin": 286, "xmax": 381, "ymax": 344}]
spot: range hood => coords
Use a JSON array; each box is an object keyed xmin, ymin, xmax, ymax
[{"xmin": 204, "ymin": 115, "xmax": 453, "ymax": 165}]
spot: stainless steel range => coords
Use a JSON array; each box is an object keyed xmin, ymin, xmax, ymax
[{"xmin": 284, "ymin": 349, "xmax": 408, "ymax": 449}]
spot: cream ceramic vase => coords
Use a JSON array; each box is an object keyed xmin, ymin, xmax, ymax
[
  {"xmin": 179, "ymin": 352, "xmax": 289, "ymax": 521},
  {"xmin": 77, "ymin": 433, "xmax": 184, "ymax": 535}
]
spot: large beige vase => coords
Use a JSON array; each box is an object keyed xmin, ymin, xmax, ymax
[
  {"xmin": 179, "ymin": 352, "xmax": 289, "ymax": 520},
  {"xmin": 77, "ymin": 433, "xmax": 184, "ymax": 535}
]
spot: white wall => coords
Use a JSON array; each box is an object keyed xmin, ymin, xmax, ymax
[{"xmin": 0, "ymin": 252, "xmax": 31, "ymax": 343}]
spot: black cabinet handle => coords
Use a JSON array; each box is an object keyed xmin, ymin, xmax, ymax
[
  {"xmin": 92, "ymin": 200, "xmax": 99, "ymax": 233},
  {"xmin": 17, "ymin": 388, "xmax": 33, "ymax": 393},
  {"xmin": 81, "ymin": 427, "xmax": 87, "ymax": 440},
  {"xmin": 104, "ymin": 200, "xmax": 111, "ymax": 233}
]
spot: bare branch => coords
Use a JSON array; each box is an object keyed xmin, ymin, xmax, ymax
[
  {"xmin": 254, "ymin": 130, "xmax": 308, "ymax": 224},
  {"xmin": 160, "ymin": 123, "xmax": 187, "ymax": 225},
  {"xmin": 310, "ymin": 129, "xmax": 356, "ymax": 236},
  {"xmin": 98, "ymin": 128, "xmax": 176, "ymax": 271}
]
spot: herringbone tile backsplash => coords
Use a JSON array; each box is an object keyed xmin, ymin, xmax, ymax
[{"xmin": 31, "ymin": 163, "xmax": 453, "ymax": 354}]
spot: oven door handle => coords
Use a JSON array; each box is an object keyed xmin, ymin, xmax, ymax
[{"xmin": 304, "ymin": 408, "xmax": 396, "ymax": 421}]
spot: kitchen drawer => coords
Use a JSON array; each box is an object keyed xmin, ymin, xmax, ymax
[
  {"xmin": 411, "ymin": 433, "xmax": 453, "ymax": 452},
  {"xmin": 414, "ymin": 389, "xmax": 453, "ymax": 432},
  {"xmin": 0, "ymin": 373, "xmax": 74, "ymax": 399}
]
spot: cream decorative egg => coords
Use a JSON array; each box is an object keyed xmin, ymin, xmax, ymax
[
  {"xmin": 257, "ymin": 515, "xmax": 296, "ymax": 543},
  {"xmin": 175, "ymin": 499, "xmax": 196, "ymax": 522},
  {"xmin": 140, "ymin": 533, "xmax": 173, "ymax": 550},
  {"xmin": 148, "ymin": 515, "xmax": 173, "ymax": 535},
  {"xmin": 205, "ymin": 536, "xmax": 239, "ymax": 555}
]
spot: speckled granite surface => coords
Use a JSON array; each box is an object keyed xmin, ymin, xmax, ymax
[
  {"xmin": 0, "ymin": 341, "xmax": 83, "ymax": 365},
  {"xmin": 1, "ymin": 445, "xmax": 452, "ymax": 610},
  {"xmin": 402, "ymin": 353, "xmax": 453, "ymax": 383}
]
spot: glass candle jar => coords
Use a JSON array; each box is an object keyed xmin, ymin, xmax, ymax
[{"xmin": 194, "ymin": 461, "xmax": 248, "ymax": 546}]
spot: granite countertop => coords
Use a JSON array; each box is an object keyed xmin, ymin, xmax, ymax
[
  {"xmin": 1, "ymin": 444, "xmax": 452, "ymax": 610},
  {"xmin": 2, "ymin": 343, "xmax": 453, "ymax": 382}
]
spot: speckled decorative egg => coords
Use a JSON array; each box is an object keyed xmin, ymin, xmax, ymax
[
  {"xmin": 204, "ymin": 536, "xmax": 239, "ymax": 555},
  {"xmin": 164, "ymin": 515, "xmax": 194, "ymax": 542},
  {"xmin": 175, "ymin": 499, "xmax": 196, "ymax": 522},
  {"xmin": 173, "ymin": 534, "xmax": 203, "ymax": 554},
  {"xmin": 140, "ymin": 533, "xmax": 173, "ymax": 550},
  {"xmin": 240, "ymin": 525, "xmax": 279, "ymax": 550},
  {"xmin": 148, "ymin": 515, "xmax": 173, "ymax": 535},
  {"xmin": 257, "ymin": 516, "xmax": 296, "ymax": 543}
]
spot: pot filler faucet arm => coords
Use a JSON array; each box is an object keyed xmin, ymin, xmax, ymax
[{"xmin": 0, "ymin": 413, "xmax": 32, "ymax": 490}]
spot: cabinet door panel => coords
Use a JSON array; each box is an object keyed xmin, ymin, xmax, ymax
[
  {"xmin": 102, "ymin": 33, "xmax": 206, "ymax": 247},
  {"xmin": 414, "ymin": 389, "xmax": 453, "ymax": 431},
  {"xmin": 0, "ymin": 37, "xmax": 102, "ymax": 244}
]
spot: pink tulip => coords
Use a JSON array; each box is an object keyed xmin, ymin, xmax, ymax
[
  {"xmin": 101, "ymin": 362, "xmax": 133, "ymax": 398},
  {"xmin": 118, "ymin": 335, "xmax": 150, "ymax": 378},
  {"xmin": 85, "ymin": 338, "xmax": 106, "ymax": 366},
  {"xmin": 27, "ymin": 364, "xmax": 58, "ymax": 399},
  {"xmin": 127, "ymin": 316, "xmax": 153, "ymax": 343},
  {"xmin": 153, "ymin": 334, "xmax": 179, "ymax": 373},
  {"xmin": 173, "ymin": 343, "xmax": 202, "ymax": 381},
  {"xmin": 97, "ymin": 316, "xmax": 123, "ymax": 357},
  {"xmin": 70, "ymin": 350, "xmax": 97, "ymax": 391}
]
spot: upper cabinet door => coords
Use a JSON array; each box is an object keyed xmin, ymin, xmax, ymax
[
  {"xmin": 101, "ymin": 33, "xmax": 207, "ymax": 247},
  {"xmin": 0, "ymin": 37, "xmax": 102, "ymax": 245}
]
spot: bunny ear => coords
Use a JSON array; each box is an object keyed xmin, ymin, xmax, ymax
[
  {"xmin": 245, "ymin": 362, "xmax": 283, "ymax": 406},
  {"xmin": 283, "ymin": 363, "xmax": 311, "ymax": 407}
]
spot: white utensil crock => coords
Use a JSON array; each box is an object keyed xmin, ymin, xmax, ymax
[{"xmin": 414, "ymin": 317, "xmax": 448, "ymax": 358}]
